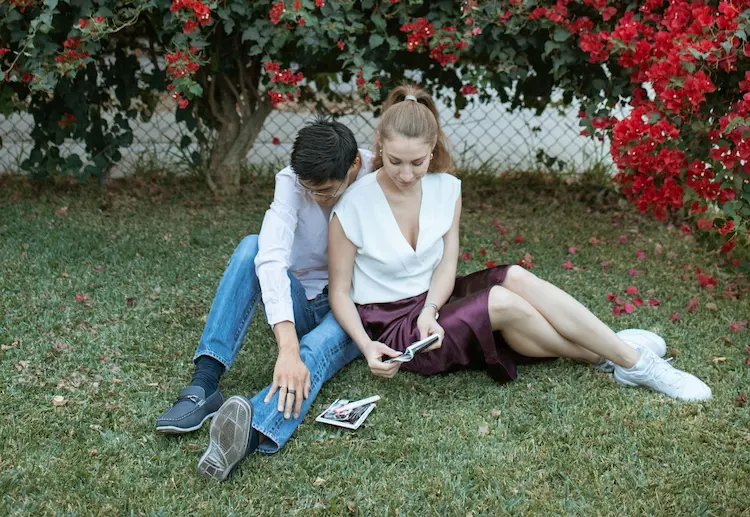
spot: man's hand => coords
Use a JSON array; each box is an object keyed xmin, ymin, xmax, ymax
[
  {"xmin": 416, "ymin": 309, "xmax": 445, "ymax": 352},
  {"xmin": 264, "ymin": 349, "xmax": 310, "ymax": 419},
  {"xmin": 363, "ymin": 341, "xmax": 403, "ymax": 378}
]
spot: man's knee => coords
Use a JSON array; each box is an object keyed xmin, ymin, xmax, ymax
[{"xmin": 232, "ymin": 234, "xmax": 259, "ymax": 266}]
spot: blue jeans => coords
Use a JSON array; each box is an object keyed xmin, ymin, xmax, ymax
[{"xmin": 193, "ymin": 235, "xmax": 361, "ymax": 453}]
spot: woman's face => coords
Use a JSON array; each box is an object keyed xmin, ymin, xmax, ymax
[{"xmin": 380, "ymin": 135, "xmax": 433, "ymax": 192}]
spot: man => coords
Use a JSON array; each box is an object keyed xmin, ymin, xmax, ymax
[{"xmin": 156, "ymin": 117, "xmax": 374, "ymax": 481}]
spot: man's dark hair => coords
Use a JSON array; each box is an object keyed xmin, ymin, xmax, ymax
[{"xmin": 290, "ymin": 116, "xmax": 358, "ymax": 185}]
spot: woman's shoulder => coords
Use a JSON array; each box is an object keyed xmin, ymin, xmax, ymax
[
  {"xmin": 424, "ymin": 172, "xmax": 461, "ymax": 194},
  {"xmin": 335, "ymin": 170, "xmax": 380, "ymax": 212}
]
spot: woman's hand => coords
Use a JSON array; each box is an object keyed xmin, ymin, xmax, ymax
[
  {"xmin": 363, "ymin": 341, "xmax": 403, "ymax": 378},
  {"xmin": 416, "ymin": 309, "xmax": 445, "ymax": 352}
]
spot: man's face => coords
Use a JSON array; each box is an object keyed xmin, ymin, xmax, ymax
[{"xmin": 297, "ymin": 156, "xmax": 359, "ymax": 208}]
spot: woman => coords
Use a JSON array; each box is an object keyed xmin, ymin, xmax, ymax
[{"xmin": 327, "ymin": 85, "xmax": 711, "ymax": 401}]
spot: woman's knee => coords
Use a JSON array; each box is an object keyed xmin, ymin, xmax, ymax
[
  {"xmin": 502, "ymin": 265, "xmax": 538, "ymax": 292},
  {"xmin": 488, "ymin": 285, "xmax": 535, "ymax": 325}
]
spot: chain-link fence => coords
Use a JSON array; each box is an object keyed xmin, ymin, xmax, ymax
[{"xmin": 0, "ymin": 91, "xmax": 613, "ymax": 178}]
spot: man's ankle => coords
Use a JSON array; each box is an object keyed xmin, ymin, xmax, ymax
[{"xmin": 191, "ymin": 355, "xmax": 225, "ymax": 396}]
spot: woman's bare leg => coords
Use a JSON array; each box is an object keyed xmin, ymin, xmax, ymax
[
  {"xmin": 501, "ymin": 266, "xmax": 639, "ymax": 368},
  {"xmin": 488, "ymin": 286, "xmax": 601, "ymax": 363}
]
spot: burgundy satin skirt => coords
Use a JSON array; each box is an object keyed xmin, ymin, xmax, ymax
[{"xmin": 356, "ymin": 266, "xmax": 541, "ymax": 384}]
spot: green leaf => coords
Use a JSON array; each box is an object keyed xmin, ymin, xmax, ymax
[
  {"xmin": 552, "ymin": 28, "xmax": 570, "ymax": 42},
  {"xmin": 44, "ymin": 0, "xmax": 58, "ymax": 10},
  {"xmin": 242, "ymin": 27, "xmax": 260, "ymax": 42},
  {"xmin": 371, "ymin": 13, "xmax": 386, "ymax": 31},
  {"xmin": 369, "ymin": 34, "xmax": 384, "ymax": 49},
  {"xmin": 188, "ymin": 83, "xmax": 203, "ymax": 97},
  {"xmin": 224, "ymin": 19, "xmax": 235, "ymax": 34}
]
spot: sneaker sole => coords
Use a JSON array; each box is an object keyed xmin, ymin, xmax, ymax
[
  {"xmin": 197, "ymin": 396, "xmax": 253, "ymax": 482},
  {"xmin": 155, "ymin": 411, "xmax": 218, "ymax": 434}
]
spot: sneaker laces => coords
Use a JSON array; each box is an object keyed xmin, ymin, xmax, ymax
[{"xmin": 640, "ymin": 351, "xmax": 683, "ymax": 387}]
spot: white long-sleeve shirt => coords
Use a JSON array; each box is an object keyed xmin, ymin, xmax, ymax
[{"xmin": 255, "ymin": 149, "xmax": 374, "ymax": 327}]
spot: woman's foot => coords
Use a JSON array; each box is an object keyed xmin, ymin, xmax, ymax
[
  {"xmin": 614, "ymin": 345, "xmax": 712, "ymax": 401},
  {"xmin": 595, "ymin": 329, "xmax": 666, "ymax": 373},
  {"xmin": 197, "ymin": 395, "xmax": 260, "ymax": 481}
]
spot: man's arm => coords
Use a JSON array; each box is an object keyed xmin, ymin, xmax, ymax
[{"xmin": 254, "ymin": 170, "xmax": 310, "ymax": 419}]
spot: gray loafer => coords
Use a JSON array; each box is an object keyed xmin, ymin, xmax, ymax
[{"xmin": 155, "ymin": 386, "xmax": 224, "ymax": 434}]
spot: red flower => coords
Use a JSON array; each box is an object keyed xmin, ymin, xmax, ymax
[
  {"xmin": 462, "ymin": 252, "xmax": 472, "ymax": 261},
  {"xmin": 628, "ymin": 268, "xmax": 639, "ymax": 277},
  {"xmin": 685, "ymin": 297, "xmax": 699, "ymax": 312},
  {"xmin": 293, "ymin": 0, "xmax": 301, "ymax": 10},
  {"xmin": 480, "ymin": 248, "xmax": 486, "ymax": 255},
  {"xmin": 718, "ymin": 220, "xmax": 734, "ymax": 235},
  {"xmin": 624, "ymin": 302, "xmax": 635, "ymax": 314},
  {"xmin": 485, "ymin": 261, "xmax": 497, "ymax": 268},
  {"xmin": 625, "ymin": 286, "xmax": 638, "ymax": 296},
  {"xmin": 568, "ymin": 247, "xmax": 577, "ymax": 255},
  {"xmin": 696, "ymin": 218, "xmax": 713, "ymax": 231},
  {"xmin": 315, "ymin": 0, "xmax": 325, "ymax": 6},
  {"xmin": 337, "ymin": 40, "xmax": 345, "ymax": 50},
  {"xmin": 669, "ymin": 312, "xmax": 681, "ymax": 322},
  {"xmin": 270, "ymin": 2, "xmax": 285, "ymax": 24},
  {"xmin": 514, "ymin": 235, "xmax": 523, "ymax": 244},
  {"xmin": 297, "ymin": 17, "xmax": 306, "ymax": 26},
  {"xmin": 461, "ymin": 84, "xmax": 478, "ymax": 96},
  {"xmin": 720, "ymin": 238, "xmax": 736, "ymax": 254},
  {"xmin": 635, "ymin": 250, "xmax": 646, "ymax": 260},
  {"xmin": 600, "ymin": 261, "xmax": 611, "ymax": 268},
  {"xmin": 679, "ymin": 224, "xmax": 692, "ymax": 235},
  {"xmin": 272, "ymin": 136, "xmax": 281, "ymax": 145},
  {"xmin": 648, "ymin": 298, "xmax": 660, "ymax": 306},
  {"xmin": 607, "ymin": 293, "xmax": 616, "ymax": 301},
  {"xmin": 563, "ymin": 260, "xmax": 574, "ymax": 269},
  {"xmin": 698, "ymin": 274, "xmax": 718, "ymax": 288}
]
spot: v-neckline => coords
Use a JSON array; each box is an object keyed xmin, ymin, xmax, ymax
[{"xmin": 375, "ymin": 170, "xmax": 424, "ymax": 253}]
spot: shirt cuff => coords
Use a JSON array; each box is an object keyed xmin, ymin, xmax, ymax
[{"xmin": 264, "ymin": 301, "xmax": 296, "ymax": 328}]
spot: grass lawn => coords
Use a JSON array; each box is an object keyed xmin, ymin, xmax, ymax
[{"xmin": 1, "ymin": 173, "xmax": 749, "ymax": 516}]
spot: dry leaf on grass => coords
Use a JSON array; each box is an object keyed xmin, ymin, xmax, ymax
[
  {"xmin": 52, "ymin": 395, "xmax": 67, "ymax": 407},
  {"xmin": 312, "ymin": 477, "xmax": 327, "ymax": 486}
]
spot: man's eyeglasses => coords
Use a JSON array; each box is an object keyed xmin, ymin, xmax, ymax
[{"xmin": 296, "ymin": 171, "xmax": 349, "ymax": 200}]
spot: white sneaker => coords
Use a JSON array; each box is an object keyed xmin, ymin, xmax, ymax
[
  {"xmin": 614, "ymin": 345, "xmax": 712, "ymax": 401},
  {"xmin": 616, "ymin": 329, "xmax": 667, "ymax": 357},
  {"xmin": 595, "ymin": 329, "xmax": 667, "ymax": 373}
]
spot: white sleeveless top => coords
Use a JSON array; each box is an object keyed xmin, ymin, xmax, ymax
[{"xmin": 331, "ymin": 171, "xmax": 461, "ymax": 304}]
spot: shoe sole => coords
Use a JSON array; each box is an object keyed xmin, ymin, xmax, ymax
[
  {"xmin": 197, "ymin": 396, "xmax": 253, "ymax": 482},
  {"xmin": 155, "ymin": 411, "xmax": 218, "ymax": 434}
]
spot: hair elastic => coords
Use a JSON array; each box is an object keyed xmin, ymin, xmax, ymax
[{"xmin": 404, "ymin": 94, "xmax": 417, "ymax": 101}]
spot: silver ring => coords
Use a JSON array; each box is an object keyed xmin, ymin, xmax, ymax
[{"xmin": 287, "ymin": 389, "xmax": 296, "ymax": 396}]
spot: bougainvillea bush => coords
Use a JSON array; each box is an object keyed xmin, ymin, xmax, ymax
[
  {"xmin": 0, "ymin": 0, "xmax": 749, "ymax": 253},
  {"xmin": 0, "ymin": 0, "xmax": 584, "ymax": 193},
  {"xmin": 482, "ymin": 0, "xmax": 750, "ymax": 254}
]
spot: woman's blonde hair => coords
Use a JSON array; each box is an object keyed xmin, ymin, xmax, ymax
[{"xmin": 373, "ymin": 85, "xmax": 453, "ymax": 173}]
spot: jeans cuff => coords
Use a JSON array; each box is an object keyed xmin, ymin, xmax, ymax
[
  {"xmin": 192, "ymin": 350, "xmax": 233, "ymax": 371},
  {"xmin": 253, "ymin": 423, "xmax": 282, "ymax": 454}
]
